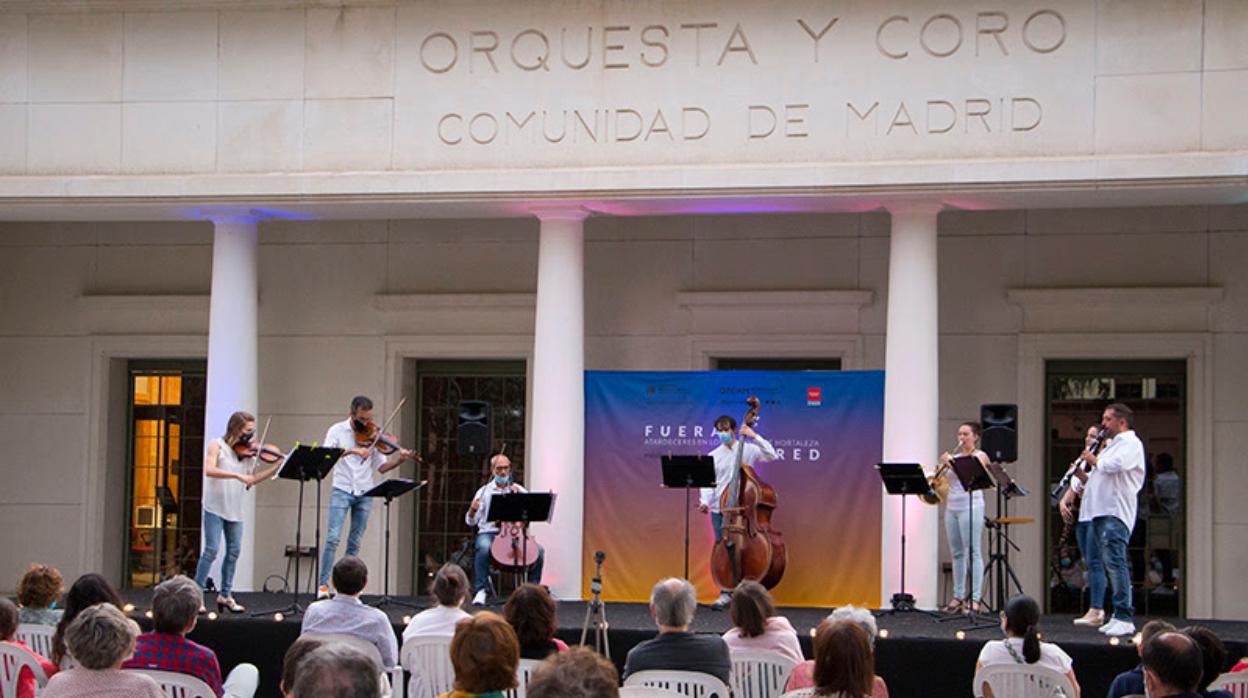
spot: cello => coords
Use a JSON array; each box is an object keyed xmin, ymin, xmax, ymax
[{"xmin": 710, "ymin": 396, "xmax": 787, "ymax": 591}]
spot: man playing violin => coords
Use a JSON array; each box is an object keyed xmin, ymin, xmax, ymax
[
  {"xmin": 465, "ymin": 453, "xmax": 545, "ymax": 606},
  {"xmin": 698, "ymin": 414, "xmax": 777, "ymax": 609},
  {"xmin": 318, "ymin": 395, "xmax": 418, "ymax": 598}
]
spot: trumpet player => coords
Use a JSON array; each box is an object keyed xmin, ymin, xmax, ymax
[{"xmin": 939, "ymin": 422, "xmax": 991, "ymax": 614}]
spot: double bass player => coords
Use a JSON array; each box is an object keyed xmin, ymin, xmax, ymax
[{"xmin": 698, "ymin": 412, "xmax": 778, "ymax": 608}]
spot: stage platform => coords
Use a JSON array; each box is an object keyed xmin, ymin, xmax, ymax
[{"xmin": 119, "ymin": 589, "xmax": 1247, "ymax": 698}]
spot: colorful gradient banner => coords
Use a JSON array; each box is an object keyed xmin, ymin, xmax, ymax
[{"xmin": 582, "ymin": 370, "xmax": 884, "ymax": 608}]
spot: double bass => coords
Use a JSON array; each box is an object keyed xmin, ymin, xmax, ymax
[{"xmin": 710, "ymin": 396, "xmax": 787, "ymax": 591}]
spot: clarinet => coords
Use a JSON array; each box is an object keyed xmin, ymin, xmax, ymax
[{"xmin": 1050, "ymin": 427, "xmax": 1108, "ymax": 506}]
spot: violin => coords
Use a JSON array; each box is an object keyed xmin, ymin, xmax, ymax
[
  {"xmin": 352, "ymin": 420, "xmax": 406, "ymax": 456},
  {"xmin": 232, "ymin": 440, "xmax": 287, "ymax": 464},
  {"xmin": 710, "ymin": 396, "xmax": 787, "ymax": 591}
]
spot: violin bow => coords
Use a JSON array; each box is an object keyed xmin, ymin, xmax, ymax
[{"xmin": 244, "ymin": 416, "xmax": 272, "ymax": 491}]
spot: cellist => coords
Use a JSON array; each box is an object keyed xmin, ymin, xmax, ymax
[
  {"xmin": 698, "ymin": 414, "xmax": 778, "ymax": 608},
  {"xmin": 465, "ymin": 453, "xmax": 545, "ymax": 606}
]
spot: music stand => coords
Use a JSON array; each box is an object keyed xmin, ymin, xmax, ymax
[
  {"xmin": 487, "ymin": 492, "xmax": 555, "ymax": 595},
  {"xmin": 946, "ymin": 454, "xmax": 997, "ymax": 630},
  {"xmin": 252, "ymin": 445, "xmax": 341, "ymax": 618},
  {"xmin": 875, "ymin": 463, "xmax": 941, "ymax": 617},
  {"xmin": 661, "ymin": 455, "xmax": 716, "ymax": 581},
  {"xmin": 982, "ymin": 462, "xmax": 1027, "ymax": 615},
  {"xmin": 363, "ymin": 478, "xmax": 426, "ymax": 609}
]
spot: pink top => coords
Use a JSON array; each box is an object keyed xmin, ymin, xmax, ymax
[
  {"xmin": 42, "ymin": 668, "xmax": 166, "ymax": 698},
  {"xmin": 784, "ymin": 661, "xmax": 889, "ymax": 698},
  {"xmin": 722, "ymin": 616, "xmax": 804, "ymax": 665},
  {"xmin": 2, "ymin": 640, "xmax": 58, "ymax": 698}
]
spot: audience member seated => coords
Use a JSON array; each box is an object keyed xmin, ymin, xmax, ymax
[
  {"xmin": 42, "ymin": 603, "xmax": 164, "ymax": 698},
  {"xmin": 51, "ymin": 572, "xmax": 124, "ymax": 668},
  {"xmin": 526, "ymin": 646, "xmax": 619, "ymax": 698},
  {"xmin": 1182, "ymin": 626, "xmax": 1234, "ymax": 698},
  {"xmin": 301, "ymin": 556, "xmax": 398, "ymax": 669},
  {"xmin": 1108, "ymin": 620, "xmax": 1177, "ymax": 698},
  {"xmin": 785, "ymin": 605, "xmax": 887, "ymax": 697},
  {"xmin": 721, "ymin": 580, "xmax": 802, "ymax": 664},
  {"xmin": 1142, "ymin": 631, "xmax": 1205, "ymax": 698},
  {"xmin": 441, "ymin": 611, "xmax": 519, "ymax": 698},
  {"xmin": 281, "ymin": 637, "xmax": 325, "ymax": 698},
  {"xmin": 291, "ymin": 643, "xmax": 380, "ymax": 698},
  {"xmin": 622, "ymin": 578, "xmax": 731, "ymax": 685},
  {"xmin": 123, "ymin": 575, "xmax": 259, "ymax": 698},
  {"xmin": 802, "ymin": 620, "xmax": 876, "ymax": 698},
  {"xmin": 976, "ymin": 595, "xmax": 1079, "ymax": 698},
  {"xmin": 17, "ymin": 564, "xmax": 64, "ymax": 626},
  {"xmin": 504, "ymin": 583, "xmax": 568, "ymax": 660},
  {"xmin": 1, "ymin": 597, "xmax": 58, "ymax": 698},
  {"xmin": 402, "ymin": 563, "xmax": 472, "ymax": 642}
]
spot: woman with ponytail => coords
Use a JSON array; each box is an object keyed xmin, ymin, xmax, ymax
[{"xmin": 975, "ymin": 595, "xmax": 1081, "ymax": 698}]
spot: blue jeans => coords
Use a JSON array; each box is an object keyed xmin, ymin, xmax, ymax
[
  {"xmin": 320, "ymin": 489, "xmax": 372, "ymax": 588},
  {"xmin": 1076, "ymin": 520, "xmax": 1107, "ymax": 611},
  {"xmin": 196, "ymin": 511, "xmax": 243, "ymax": 596},
  {"xmin": 711, "ymin": 512, "xmax": 724, "ymax": 543},
  {"xmin": 473, "ymin": 531, "xmax": 544, "ymax": 594},
  {"xmin": 946, "ymin": 505, "xmax": 985, "ymax": 602},
  {"xmin": 1094, "ymin": 515, "xmax": 1134, "ymax": 622}
]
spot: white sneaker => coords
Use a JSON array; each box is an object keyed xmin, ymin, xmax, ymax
[
  {"xmin": 317, "ymin": 585, "xmax": 331, "ymax": 600},
  {"xmin": 710, "ymin": 593, "xmax": 731, "ymax": 609},
  {"xmin": 1100, "ymin": 618, "xmax": 1136, "ymax": 636},
  {"xmin": 472, "ymin": 590, "xmax": 487, "ymax": 606}
]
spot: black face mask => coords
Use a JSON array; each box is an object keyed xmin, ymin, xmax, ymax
[
  {"xmin": 352, "ymin": 418, "xmax": 367, "ymax": 432},
  {"xmin": 239, "ymin": 431, "xmax": 254, "ymax": 444}
]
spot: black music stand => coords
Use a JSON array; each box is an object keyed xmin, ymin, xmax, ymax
[
  {"xmin": 252, "ymin": 445, "xmax": 341, "ymax": 618},
  {"xmin": 982, "ymin": 462, "xmax": 1027, "ymax": 615},
  {"xmin": 487, "ymin": 492, "xmax": 555, "ymax": 595},
  {"xmin": 945, "ymin": 454, "xmax": 997, "ymax": 630},
  {"xmin": 363, "ymin": 478, "xmax": 426, "ymax": 609},
  {"xmin": 661, "ymin": 455, "xmax": 716, "ymax": 581},
  {"xmin": 876, "ymin": 463, "xmax": 941, "ymax": 617}
]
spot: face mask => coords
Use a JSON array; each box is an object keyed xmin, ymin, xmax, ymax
[
  {"xmin": 494, "ymin": 474, "xmax": 511, "ymax": 486},
  {"xmin": 717, "ymin": 431, "xmax": 733, "ymax": 446},
  {"xmin": 239, "ymin": 431, "xmax": 254, "ymax": 444}
]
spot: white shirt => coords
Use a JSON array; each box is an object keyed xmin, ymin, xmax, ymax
[
  {"xmin": 1074, "ymin": 430, "xmax": 1145, "ymax": 531},
  {"xmin": 203, "ymin": 437, "xmax": 247, "ymax": 522},
  {"xmin": 977, "ymin": 637, "xmax": 1073, "ymax": 678},
  {"xmin": 466, "ymin": 480, "xmax": 529, "ymax": 535},
  {"xmin": 699, "ymin": 435, "xmax": 779, "ymax": 513},
  {"xmin": 721, "ymin": 616, "xmax": 804, "ymax": 665},
  {"xmin": 401, "ymin": 604, "xmax": 472, "ymax": 643},
  {"xmin": 944, "ymin": 449, "xmax": 988, "ymax": 512},
  {"xmin": 324, "ymin": 419, "xmax": 388, "ymax": 496}
]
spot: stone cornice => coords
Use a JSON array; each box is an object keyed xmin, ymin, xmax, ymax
[
  {"xmin": 1006, "ymin": 287, "xmax": 1223, "ymax": 308},
  {"xmin": 677, "ymin": 290, "xmax": 873, "ymax": 309}
]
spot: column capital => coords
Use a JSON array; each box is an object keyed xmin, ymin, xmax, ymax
[
  {"xmin": 882, "ymin": 199, "xmax": 945, "ymax": 216},
  {"xmin": 189, "ymin": 207, "xmax": 273, "ymax": 226},
  {"xmin": 529, "ymin": 205, "xmax": 592, "ymax": 222}
]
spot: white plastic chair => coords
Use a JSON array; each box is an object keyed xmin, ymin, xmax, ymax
[
  {"xmin": 14, "ymin": 626, "xmax": 55, "ymax": 661},
  {"xmin": 303, "ymin": 632, "xmax": 402, "ymax": 698},
  {"xmin": 729, "ymin": 651, "xmax": 798, "ymax": 698},
  {"xmin": 0, "ymin": 643, "xmax": 50, "ymax": 698},
  {"xmin": 400, "ymin": 636, "xmax": 454, "ymax": 698},
  {"xmin": 777, "ymin": 690, "xmax": 816, "ymax": 698},
  {"xmin": 128, "ymin": 669, "xmax": 215, "ymax": 698},
  {"xmin": 1211, "ymin": 671, "xmax": 1248, "ymax": 698},
  {"xmin": 624, "ymin": 670, "xmax": 732, "ymax": 698},
  {"xmin": 504, "ymin": 657, "xmax": 543, "ymax": 698},
  {"xmin": 619, "ymin": 687, "xmax": 689, "ymax": 697},
  {"xmin": 972, "ymin": 664, "xmax": 1078, "ymax": 698}
]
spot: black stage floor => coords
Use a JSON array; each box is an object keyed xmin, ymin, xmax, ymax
[{"xmin": 119, "ymin": 589, "xmax": 1248, "ymax": 698}]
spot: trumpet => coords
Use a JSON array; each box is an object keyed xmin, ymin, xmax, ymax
[{"xmin": 919, "ymin": 443, "xmax": 960, "ymax": 505}]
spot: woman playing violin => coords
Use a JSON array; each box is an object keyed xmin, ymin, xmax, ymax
[
  {"xmin": 318, "ymin": 395, "xmax": 418, "ymax": 598},
  {"xmin": 194, "ymin": 410, "xmax": 283, "ymax": 613},
  {"xmin": 465, "ymin": 454, "xmax": 545, "ymax": 606}
]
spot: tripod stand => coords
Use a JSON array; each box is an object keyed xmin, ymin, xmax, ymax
[
  {"xmin": 981, "ymin": 462, "xmax": 1028, "ymax": 615},
  {"xmin": 580, "ymin": 551, "xmax": 610, "ymax": 656}
]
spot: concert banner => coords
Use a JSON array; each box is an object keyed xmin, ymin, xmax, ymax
[{"xmin": 583, "ymin": 370, "xmax": 884, "ymax": 608}]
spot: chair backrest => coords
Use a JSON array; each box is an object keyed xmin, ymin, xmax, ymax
[
  {"xmin": 128, "ymin": 669, "xmax": 215, "ymax": 698},
  {"xmin": 619, "ymin": 687, "xmax": 690, "ymax": 698},
  {"xmin": 504, "ymin": 657, "xmax": 543, "ymax": 698},
  {"xmin": 729, "ymin": 651, "xmax": 799, "ymax": 698},
  {"xmin": 777, "ymin": 690, "xmax": 816, "ymax": 698},
  {"xmin": 1212, "ymin": 671, "xmax": 1248, "ymax": 698},
  {"xmin": 14, "ymin": 626, "xmax": 55, "ymax": 662},
  {"xmin": 0, "ymin": 643, "xmax": 50, "ymax": 698},
  {"xmin": 972, "ymin": 663, "xmax": 1077, "ymax": 698},
  {"xmin": 624, "ymin": 670, "xmax": 732, "ymax": 698},
  {"xmin": 400, "ymin": 636, "xmax": 454, "ymax": 698}
]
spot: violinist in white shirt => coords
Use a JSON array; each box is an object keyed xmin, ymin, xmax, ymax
[{"xmin": 465, "ymin": 454, "xmax": 545, "ymax": 606}]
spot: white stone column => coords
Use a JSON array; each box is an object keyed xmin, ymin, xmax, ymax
[
  {"xmin": 203, "ymin": 216, "xmax": 259, "ymax": 591},
  {"xmin": 880, "ymin": 203, "xmax": 941, "ymax": 608},
  {"xmin": 528, "ymin": 209, "xmax": 588, "ymax": 599}
]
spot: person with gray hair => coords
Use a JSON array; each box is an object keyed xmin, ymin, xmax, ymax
[
  {"xmin": 784, "ymin": 605, "xmax": 891, "ymax": 696},
  {"xmin": 123, "ymin": 575, "xmax": 260, "ymax": 697},
  {"xmin": 622, "ymin": 578, "xmax": 731, "ymax": 684},
  {"xmin": 291, "ymin": 643, "xmax": 381, "ymax": 698},
  {"xmin": 42, "ymin": 603, "xmax": 165, "ymax": 698}
]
